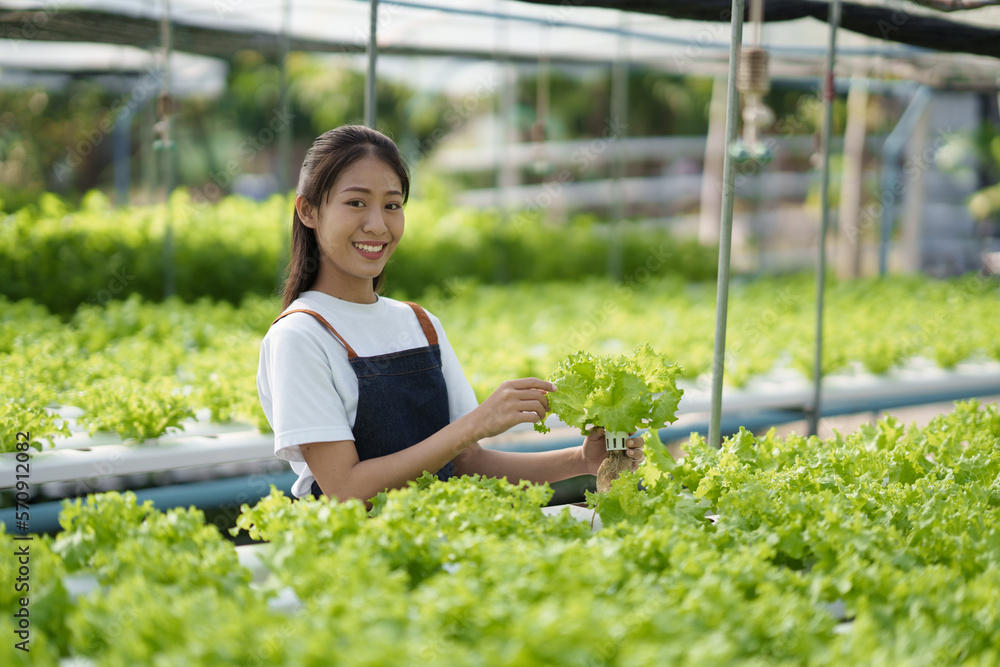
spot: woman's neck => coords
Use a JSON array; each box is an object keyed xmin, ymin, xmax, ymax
[{"xmin": 311, "ymin": 269, "xmax": 377, "ymax": 304}]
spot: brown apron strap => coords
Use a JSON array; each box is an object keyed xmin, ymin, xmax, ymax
[
  {"xmin": 272, "ymin": 309, "xmax": 359, "ymax": 359},
  {"xmin": 403, "ymin": 301, "xmax": 439, "ymax": 347}
]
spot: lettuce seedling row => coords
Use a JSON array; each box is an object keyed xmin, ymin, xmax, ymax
[
  {"xmin": 3, "ymin": 401, "xmax": 998, "ymax": 665},
  {"xmin": 6, "ymin": 358, "xmax": 998, "ymax": 491},
  {"xmin": 4, "ymin": 273, "xmax": 999, "ymax": 454}
]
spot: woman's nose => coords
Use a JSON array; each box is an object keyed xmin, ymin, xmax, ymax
[{"xmin": 362, "ymin": 209, "xmax": 388, "ymax": 233}]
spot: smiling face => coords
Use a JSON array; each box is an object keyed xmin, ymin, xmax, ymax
[{"xmin": 296, "ymin": 154, "xmax": 405, "ymax": 304}]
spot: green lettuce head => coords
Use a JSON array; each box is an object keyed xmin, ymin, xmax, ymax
[{"xmin": 537, "ymin": 344, "xmax": 683, "ymax": 434}]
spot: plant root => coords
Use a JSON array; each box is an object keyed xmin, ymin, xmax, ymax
[{"xmin": 596, "ymin": 450, "xmax": 633, "ymax": 493}]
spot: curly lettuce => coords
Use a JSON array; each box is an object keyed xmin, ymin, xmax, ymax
[{"xmin": 536, "ymin": 344, "xmax": 684, "ymax": 434}]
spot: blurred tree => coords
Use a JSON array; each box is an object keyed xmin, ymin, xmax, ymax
[
  {"xmin": 0, "ymin": 80, "xmax": 120, "ymax": 211},
  {"xmin": 0, "ymin": 51, "xmax": 457, "ymax": 211},
  {"xmin": 156, "ymin": 50, "xmax": 457, "ymax": 202},
  {"xmin": 966, "ymin": 122, "xmax": 1000, "ymax": 223},
  {"xmin": 515, "ymin": 66, "xmax": 714, "ymax": 141},
  {"xmin": 936, "ymin": 120, "xmax": 1000, "ymax": 229}
]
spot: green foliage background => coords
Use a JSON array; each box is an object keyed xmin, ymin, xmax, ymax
[{"xmin": 0, "ymin": 187, "xmax": 716, "ymax": 316}]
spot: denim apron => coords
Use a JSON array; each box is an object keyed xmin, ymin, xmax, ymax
[{"xmin": 271, "ymin": 300, "xmax": 453, "ymax": 497}]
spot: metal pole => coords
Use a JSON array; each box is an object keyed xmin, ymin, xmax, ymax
[
  {"xmin": 707, "ymin": 0, "xmax": 745, "ymax": 450},
  {"xmin": 838, "ymin": 76, "xmax": 868, "ymax": 278},
  {"xmin": 492, "ymin": 1, "xmax": 503, "ymax": 217},
  {"xmin": 277, "ymin": 0, "xmax": 291, "ymax": 194},
  {"xmin": 113, "ymin": 106, "xmax": 130, "ymax": 205},
  {"xmin": 365, "ymin": 0, "xmax": 378, "ymax": 128},
  {"xmin": 807, "ymin": 0, "xmax": 842, "ymax": 437},
  {"xmin": 277, "ymin": 0, "xmax": 292, "ymax": 285},
  {"xmin": 878, "ymin": 85, "xmax": 933, "ymax": 276},
  {"xmin": 608, "ymin": 10, "xmax": 629, "ymax": 280},
  {"xmin": 492, "ymin": 2, "xmax": 512, "ymax": 283},
  {"xmin": 142, "ymin": 94, "xmax": 156, "ymax": 198},
  {"xmin": 160, "ymin": 0, "xmax": 175, "ymax": 298}
]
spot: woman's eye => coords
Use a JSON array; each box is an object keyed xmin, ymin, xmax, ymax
[
  {"xmin": 386, "ymin": 202, "xmax": 402, "ymax": 210},
  {"xmin": 347, "ymin": 200, "xmax": 364, "ymax": 208}
]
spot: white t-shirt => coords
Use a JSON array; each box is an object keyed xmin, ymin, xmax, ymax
[{"xmin": 257, "ymin": 291, "xmax": 480, "ymax": 498}]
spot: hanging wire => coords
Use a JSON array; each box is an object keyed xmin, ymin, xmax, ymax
[{"xmin": 154, "ymin": 0, "xmax": 176, "ymax": 298}]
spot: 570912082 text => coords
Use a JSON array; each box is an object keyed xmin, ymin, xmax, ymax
[{"xmin": 12, "ymin": 430, "xmax": 33, "ymax": 653}]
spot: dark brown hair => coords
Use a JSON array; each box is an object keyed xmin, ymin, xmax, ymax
[{"xmin": 281, "ymin": 125, "xmax": 410, "ymax": 309}]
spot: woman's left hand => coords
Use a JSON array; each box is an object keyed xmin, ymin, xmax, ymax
[{"xmin": 580, "ymin": 427, "xmax": 644, "ymax": 476}]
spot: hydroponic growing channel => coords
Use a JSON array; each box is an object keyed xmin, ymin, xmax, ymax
[{"xmin": 2, "ymin": 401, "xmax": 999, "ymax": 665}]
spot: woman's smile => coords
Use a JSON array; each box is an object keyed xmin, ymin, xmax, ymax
[{"xmin": 352, "ymin": 241, "xmax": 388, "ymax": 259}]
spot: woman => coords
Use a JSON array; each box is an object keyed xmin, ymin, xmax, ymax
[{"xmin": 257, "ymin": 125, "xmax": 644, "ymax": 503}]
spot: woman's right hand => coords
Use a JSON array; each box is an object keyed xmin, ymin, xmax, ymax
[{"xmin": 468, "ymin": 378, "xmax": 557, "ymax": 441}]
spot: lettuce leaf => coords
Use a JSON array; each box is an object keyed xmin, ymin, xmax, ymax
[{"xmin": 537, "ymin": 344, "xmax": 683, "ymax": 434}]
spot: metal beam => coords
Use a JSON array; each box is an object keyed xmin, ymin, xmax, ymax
[
  {"xmin": 806, "ymin": 0, "xmax": 841, "ymax": 437},
  {"xmin": 707, "ymin": 0, "xmax": 745, "ymax": 449},
  {"xmin": 878, "ymin": 86, "xmax": 935, "ymax": 275},
  {"xmin": 365, "ymin": 0, "xmax": 379, "ymax": 128}
]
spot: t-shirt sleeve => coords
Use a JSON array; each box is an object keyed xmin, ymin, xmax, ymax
[
  {"xmin": 428, "ymin": 313, "xmax": 480, "ymax": 422},
  {"xmin": 257, "ymin": 320, "xmax": 355, "ymax": 463}
]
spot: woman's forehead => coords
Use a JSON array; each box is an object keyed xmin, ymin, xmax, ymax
[{"xmin": 333, "ymin": 156, "xmax": 402, "ymax": 193}]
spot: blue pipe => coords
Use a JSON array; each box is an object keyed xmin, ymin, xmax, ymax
[
  {"xmin": 4, "ymin": 377, "xmax": 997, "ymax": 535},
  {"xmin": 0, "ymin": 470, "xmax": 297, "ymax": 536}
]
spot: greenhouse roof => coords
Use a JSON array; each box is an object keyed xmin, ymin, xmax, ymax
[{"xmin": 0, "ymin": 0, "xmax": 998, "ymax": 88}]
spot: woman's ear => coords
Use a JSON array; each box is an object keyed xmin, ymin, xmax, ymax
[{"xmin": 295, "ymin": 195, "xmax": 317, "ymax": 229}]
